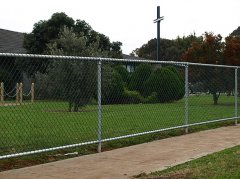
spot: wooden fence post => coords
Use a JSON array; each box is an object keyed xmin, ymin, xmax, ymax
[
  {"xmin": 19, "ymin": 82, "xmax": 23, "ymax": 104},
  {"xmin": 31, "ymin": 83, "xmax": 34, "ymax": 103},
  {"xmin": 16, "ymin": 83, "xmax": 19, "ymax": 103},
  {"xmin": 0, "ymin": 82, "xmax": 4, "ymax": 103}
]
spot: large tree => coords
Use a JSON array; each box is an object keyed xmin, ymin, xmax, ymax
[
  {"xmin": 24, "ymin": 12, "xmax": 122, "ymax": 57},
  {"xmin": 133, "ymin": 38, "xmax": 175, "ymax": 60},
  {"xmin": 182, "ymin": 32, "xmax": 228, "ymax": 105},
  {"xmin": 24, "ymin": 12, "xmax": 75, "ymax": 54},
  {"xmin": 35, "ymin": 27, "xmax": 124, "ymax": 112},
  {"xmin": 224, "ymin": 35, "xmax": 240, "ymax": 95},
  {"xmin": 132, "ymin": 34, "xmax": 202, "ymax": 61},
  {"xmin": 36, "ymin": 27, "xmax": 103, "ymax": 112},
  {"xmin": 22, "ymin": 12, "xmax": 122, "ymax": 76},
  {"xmin": 224, "ymin": 36, "xmax": 240, "ymax": 65},
  {"xmin": 230, "ymin": 26, "xmax": 240, "ymax": 37}
]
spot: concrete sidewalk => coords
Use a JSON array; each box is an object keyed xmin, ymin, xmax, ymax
[{"xmin": 1, "ymin": 125, "xmax": 240, "ymax": 179}]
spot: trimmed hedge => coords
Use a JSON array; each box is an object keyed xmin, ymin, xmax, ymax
[
  {"xmin": 145, "ymin": 92, "xmax": 158, "ymax": 103},
  {"xmin": 165, "ymin": 66, "xmax": 185, "ymax": 100},
  {"xmin": 0, "ymin": 69, "xmax": 15, "ymax": 92},
  {"xmin": 143, "ymin": 67, "xmax": 185, "ymax": 102},
  {"xmin": 128, "ymin": 63, "xmax": 152, "ymax": 94},
  {"xmin": 114, "ymin": 65, "xmax": 130, "ymax": 85},
  {"xmin": 122, "ymin": 88, "xmax": 144, "ymax": 104},
  {"xmin": 102, "ymin": 65, "xmax": 124, "ymax": 104}
]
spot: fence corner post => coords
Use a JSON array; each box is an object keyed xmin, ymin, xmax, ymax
[
  {"xmin": 97, "ymin": 60, "xmax": 102, "ymax": 152},
  {"xmin": 235, "ymin": 68, "xmax": 238, "ymax": 125},
  {"xmin": 185, "ymin": 64, "xmax": 189, "ymax": 133}
]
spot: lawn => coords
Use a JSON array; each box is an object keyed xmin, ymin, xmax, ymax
[
  {"xmin": 0, "ymin": 94, "xmax": 238, "ymax": 157},
  {"xmin": 141, "ymin": 145, "xmax": 240, "ymax": 179}
]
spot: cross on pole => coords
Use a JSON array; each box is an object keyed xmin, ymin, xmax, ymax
[{"xmin": 154, "ymin": 6, "xmax": 164, "ymax": 61}]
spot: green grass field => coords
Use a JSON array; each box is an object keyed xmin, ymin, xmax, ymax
[
  {"xmin": 142, "ymin": 145, "xmax": 240, "ymax": 179},
  {"xmin": 0, "ymin": 94, "xmax": 238, "ymax": 156}
]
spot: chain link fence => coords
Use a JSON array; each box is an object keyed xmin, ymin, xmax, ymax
[{"xmin": 0, "ymin": 53, "xmax": 238, "ymax": 159}]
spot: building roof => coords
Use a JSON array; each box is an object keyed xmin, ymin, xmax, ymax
[
  {"xmin": 0, "ymin": 28, "xmax": 26, "ymax": 53},
  {"xmin": 122, "ymin": 54, "xmax": 146, "ymax": 61},
  {"xmin": 0, "ymin": 29, "xmax": 148, "ymax": 59}
]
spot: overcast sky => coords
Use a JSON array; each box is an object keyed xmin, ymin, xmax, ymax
[{"xmin": 0, "ymin": 0, "xmax": 240, "ymax": 54}]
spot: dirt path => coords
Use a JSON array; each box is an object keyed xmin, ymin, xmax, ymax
[{"xmin": 1, "ymin": 125, "xmax": 240, "ymax": 179}]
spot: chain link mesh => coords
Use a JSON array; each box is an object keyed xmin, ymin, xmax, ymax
[
  {"xmin": 101, "ymin": 61, "xmax": 185, "ymax": 140},
  {"xmin": 0, "ymin": 55, "xmax": 98, "ymax": 157},
  {"xmin": 0, "ymin": 53, "xmax": 238, "ymax": 159},
  {"xmin": 188, "ymin": 66, "xmax": 236, "ymax": 124}
]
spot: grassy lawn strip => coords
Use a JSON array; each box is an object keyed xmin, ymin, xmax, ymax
[
  {"xmin": 0, "ymin": 94, "xmax": 238, "ymax": 171},
  {"xmin": 0, "ymin": 119, "xmax": 235, "ymax": 171},
  {"xmin": 0, "ymin": 95, "xmax": 237, "ymax": 156},
  {"xmin": 137, "ymin": 145, "xmax": 240, "ymax": 179}
]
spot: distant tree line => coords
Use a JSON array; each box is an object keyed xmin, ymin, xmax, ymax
[
  {"xmin": 25, "ymin": 13, "xmax": 185, "ymax": 111},
  {"xmin": 2, "ymin": 12, "xmax": 240, "ymax": 110},
  {"xmin": 34, "ymin": 27, "xmax": 185, "ymax": 111},
  {"xmin": 132, "ymin": 27, "xmax": 240, "ymax": 105},
  {"xmin": 22, "ymin": 12, "xmax": 123, "ymax": 112}
]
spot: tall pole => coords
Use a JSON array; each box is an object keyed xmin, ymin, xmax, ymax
[
  {"xmin": 157, "ymin": 6, "xmax": 160, "ymax": 61},
  {"xmin": 154, "ymin": 6, "xmax": 164, "ymax": 61}
]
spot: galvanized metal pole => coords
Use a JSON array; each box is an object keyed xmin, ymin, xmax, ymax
[
  {"xmin": 185, "ymin": 65, "xmax": 189, "ymax": 133},
  {"xmin": 235, "ymin": 68, "xmax": 238, "ymax": 125},
  {"xmin": 97, "ymin": 60, "xmax": 102, "ymax": 152},
  {"xmin": 157, "ymin": 6, "xmax": 160, "ymax": 61}
]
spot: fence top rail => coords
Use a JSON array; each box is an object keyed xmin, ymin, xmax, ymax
[{"xmin": 0, "ymin": 52, "xmax": 239, "ymax": 69}]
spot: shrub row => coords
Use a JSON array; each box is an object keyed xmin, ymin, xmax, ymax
[
  {"xmin": 36, "ymin": 62, "xmax": 184, "ymax": 105},
  {"xmin": 102, "ymin": 63, "xmax": 185, "ymax": 104}
]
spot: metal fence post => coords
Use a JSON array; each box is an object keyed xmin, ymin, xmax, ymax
[
  {"xmin": 185, "ymin": 64, "xmax": 189, "ymax": 133},
  {"xmin": 97, "ymin": 60, "xmax": 102, "ymax": 152},
  {"xmin": 235, "ymin": 68, "xmax": 238, "ymax": 125}
]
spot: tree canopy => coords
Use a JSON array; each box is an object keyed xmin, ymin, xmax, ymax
[
  {"xmin": 224, "ymin": 36, "xmax": 240, "ymax": 65},
  {"xmin": 181, "ymin": 32, "xmax": 240, "ymax": 105},
  {"xmin": 132, "ymin": 34, "xmax": 202, "ymax": 61},
  {"xmin": 36, "ymin": 27, "xmax": 103, "ymax": 112},
  {"xmin": 230, "ymin": 26, "xmax": 240, "ymax": 37},
  {"xmin": 24, "ymin": 12, "xmax": 122, "ymax": 58},
  {"xmin": 182, "ymin": 32, "xmax": 223, "ymax": 64},
  {"xmin": 22, "ymin": 12, "xmax": 123, "ymax": 77}
]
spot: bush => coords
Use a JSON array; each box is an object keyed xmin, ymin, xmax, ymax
[
  {"xmin": 0, "ymin": 69, "xmax": 15, "ymax": 92},
  {"xmin": 114, "ymin": 65, "xmax": 130, "ymax": 85},
  {"xmin": 128, "ymin": 64, "xmax": 152, "ymax": 94},
  {"xmin": 145, "ymin": 92, "xmax": 158, "ymax": 103},
  {"xmin": 165, "ymin": 66, "xmax": 185, "ymax": 100},
  {"xmin": 165, "ymin": 65, "xmax": 179, "ymax": 74},
  {"xmin": 143, "ymin": 67, "xmax": 185, "ymax": 103},
  {"xmin": 102, "ymin": 65, "xmax": 124, "ymax": 104},
  {"xmin": 35, "ymin": 60, "xmax": 97, "ymax": 112},
  {"xmin": 122, "ymin": 88, "xmax": 144, "ymax": 104},
  {"xmin": 165, "ymin": 65, "xmax": 184, "ymax": 81}
]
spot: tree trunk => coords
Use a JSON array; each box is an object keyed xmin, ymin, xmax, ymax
[
  {"xmin": 73, "ymin": 103, "xmax": 79, "ymax": 112},
  {"xmin": 227, "ymin": 90, "xmax": 231, "ymax": 96},
  {"xmin": 69, "ymin": 102, "xmax": 72, "ymax": 112},
  {"xmin": 212, "ymin": 92, "xmax": 220, "ymax": 105}
]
